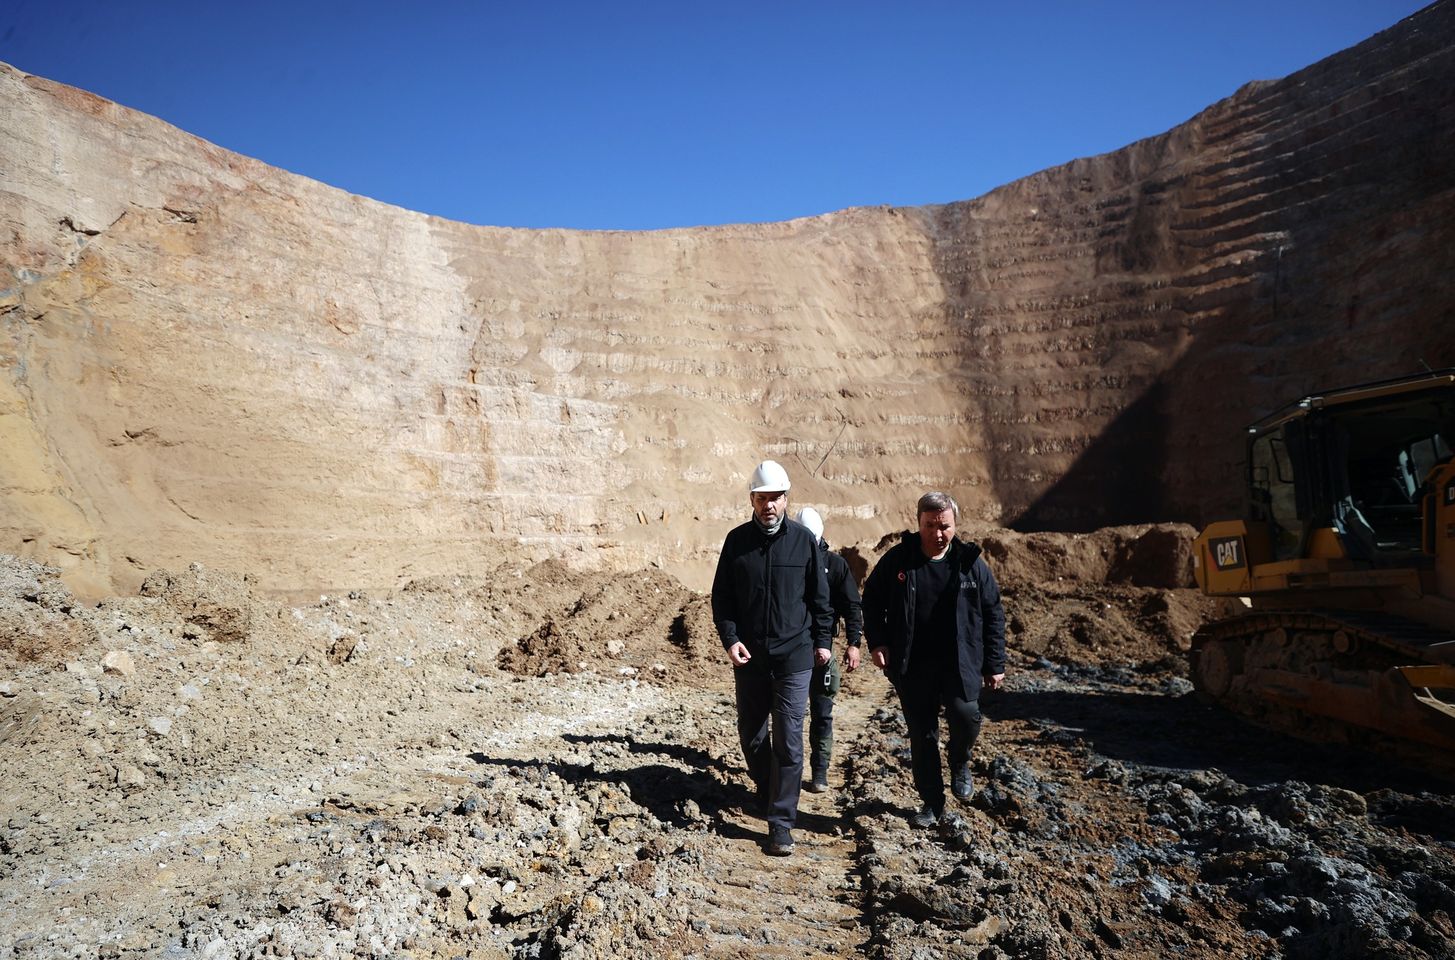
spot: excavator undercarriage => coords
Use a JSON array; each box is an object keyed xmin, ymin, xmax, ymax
[{"xmin": 1190, "ymin": 609, "xmax": 1455, "ymax": 774}]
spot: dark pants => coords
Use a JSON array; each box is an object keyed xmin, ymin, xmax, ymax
[
  {"xmin": 808, "ymin": 657, "xmax": 841, "ymax": 779},
  {"xmin": 893, "ymin": 672, "xmax": 983, "ymax": 813},
  {"xmin": 735, "ymin": 665, "xmax": 811, "ymax": 831}
]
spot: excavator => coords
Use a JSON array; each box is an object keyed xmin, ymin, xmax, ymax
[{"xmin": 1190, "ymin": 368, "xmax": 1455, "ymax": 774}]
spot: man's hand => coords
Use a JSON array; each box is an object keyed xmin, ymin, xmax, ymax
[
  {"xmin": 814, "ymin": 646, "xmax": 832, "ymax": 667},
  {"xmin": 844, "ymin": 645, "xmax": 862, "ymax": 672},
  {"xmin": 871, "ymin": 646, "xmax": 889, "ymax": 670},
  {"xmin": 728, "ymin": 642, "xmax": 752, "ymax": 667},
  {"xmin": 984, "ymin": 672, "xmax": 1005, "ymax": 691}
]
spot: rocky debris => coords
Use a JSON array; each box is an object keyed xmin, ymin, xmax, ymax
[
  {"xmin": 0, "ymin": 556, "xmax": 96, "ymax": 664},
  {"xmin": 138, "ymin": 562, "xmax": 270, "ymax": 645},
  {"xmin": 2, "ymin": 533, "xmax": 1453, "ymax": 959}
]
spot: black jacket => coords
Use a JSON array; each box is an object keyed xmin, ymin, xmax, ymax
[
  {"xmin": 712, "ymin": 518, "xmax": 833, "ymax": 673},
  {"xmin": 820, "ymin": 540, "xmax": 864, "ymax": 647},
  {"xmin": 862, "ymin": 532, "xmax": 1006, "ymax": 697}
]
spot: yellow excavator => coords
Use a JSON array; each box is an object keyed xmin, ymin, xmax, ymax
[{"xmin": 1190, "ymin": 368, "xmax": 1455, "ymax": 774}]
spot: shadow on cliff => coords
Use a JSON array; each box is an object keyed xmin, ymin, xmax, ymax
[{"xmin": 1011, "ymin": 381, "xmax": 1172, "ymax": 532}]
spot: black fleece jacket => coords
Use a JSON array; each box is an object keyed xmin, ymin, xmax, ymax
[
  {"xmin": 821, "ymin": 541, "xmax": 864, "ymax": 647},
  {"xmin": 712, "ymin": 518, "xmax": 833, "ymax": 674},
  {"xmin": 862, "ymin": 532, "xmax": 1006, "ymax": 698}
]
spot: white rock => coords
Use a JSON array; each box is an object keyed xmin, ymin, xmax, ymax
[
  {"xmin": 146, "ymin": 717, "xmax": 173, "ymax": 738},
  {"xmin": 101, "ymin": 650, "xmax": 136, "ymax": 676}
]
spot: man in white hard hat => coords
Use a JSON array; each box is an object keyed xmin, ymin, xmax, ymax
[
  {"xmin": 796, "ymin": 507, "xmax": 863, "ymax": 794},
  {"xmin": 712, "ymin": 460, "xmax": 832, "ymax": 857}
]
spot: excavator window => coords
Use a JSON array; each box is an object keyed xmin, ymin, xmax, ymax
[
  {"xmin": 1245, "ymin": 378, "xmax": 1455, "ymax": 564},
  {"xmin": 1250, "ymin": 432, "xmax": 1300, "ymax": 559},
  {"xmin": 1332, "ymin": 403, "xmax": 1453, "ymax": 557}
]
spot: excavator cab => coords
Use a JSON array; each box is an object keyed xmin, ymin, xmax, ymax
[
  {"xmin": 1189, "ymin": 369, "xmax": 1455, "ymax": 774},
  {"xmin": 1195, "ymin": 369, "xmax": 1455, "ymax": 607}
]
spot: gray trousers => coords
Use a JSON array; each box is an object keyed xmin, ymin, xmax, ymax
[{"xmin": 734, "ymin": 665, "xmax": 811, "ymax": 831}]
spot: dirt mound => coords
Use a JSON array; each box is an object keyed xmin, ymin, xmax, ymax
[
  {"xmin": 496, "ymin": 566, "xmax": 720, "ymax": 683},
  {"xmin": 857, "ymin": 526, "xmax": 1212, "ymax": 670},
  {"xmin": 0, "ymin": 555, "xmax": 96, "ymax": 665},
  {"xmin": 1004, "ymin": 582, "xmax": 1217, "ymax": 669},
  {"xmin": 974, "ymin": 523, "xmax": 1199, "ymax": 591}
]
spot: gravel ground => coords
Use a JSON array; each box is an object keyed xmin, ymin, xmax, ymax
[{"xmin": 3, "ymin": 525, "xmax": 1453, "ymax": 959}]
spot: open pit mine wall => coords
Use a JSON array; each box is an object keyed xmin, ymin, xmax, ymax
[{"xmin": 2, "ymin": 4, "xmax": 1454, "ymax": 597}]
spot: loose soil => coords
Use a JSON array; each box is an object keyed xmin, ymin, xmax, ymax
[{"xmin": 3, "ymin": 524, "xmax": 1453, "ymax": 959}]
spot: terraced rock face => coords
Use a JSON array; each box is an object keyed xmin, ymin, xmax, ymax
[{"xmin": 3, "ymin": 4, "xmax": 1454, "ymax": 596}]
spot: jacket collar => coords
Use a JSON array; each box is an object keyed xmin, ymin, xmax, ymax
[{"xmin": 898, "ymin": 530, "xmax": 982, "ymax": 570}]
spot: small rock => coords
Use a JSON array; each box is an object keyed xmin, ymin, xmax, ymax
[
  {"xmin": 146, "ymin": 717, "xmax": 173, "ymax": 738},
  {"xmin": 325, "ymin": 899, "xmax": 357, "ymax": 928},
  {"xmin": 101, "ymin": 651, "xmax": 136, "ymax": 677},
  {"xmin": 1141, "ymin": 875, "xmax": 1174, "ymax": 909},
  {"xmin": 606, "ymin": 639, "xmax": 626, "ymax": 656}
]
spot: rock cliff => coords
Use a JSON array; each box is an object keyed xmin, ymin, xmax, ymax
[{"xmin": 3, "ymin": 3, "xmax": 1453, "ymax": 595}]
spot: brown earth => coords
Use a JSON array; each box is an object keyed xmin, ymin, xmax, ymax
[
  {"xmin": 5, "ymin": 524, "xmax": 1452, "ymax": 960},
  {"xmin": 4, "ymin": 6, "xmax": 1455, "ymax": 598},
  {"xmin": 4, "ymin": 6, "xmax": 1455, "ymax": 959}
]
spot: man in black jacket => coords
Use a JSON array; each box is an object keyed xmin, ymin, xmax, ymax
[
  {"xmin": 863, "ymin": 492, "xmax": 1006, "ymax": 828},
  {"xmin": 796, "ymin": 507, "xmax": 864, "ymax": 794},
  {"xmin": 712, "ymin": 460, "xmax": 833, "ymax": 857}
]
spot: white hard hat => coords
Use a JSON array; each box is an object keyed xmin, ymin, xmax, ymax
[
  {"xmin": 797, "ymin": 507, "xmax": 824, "ymax": 540},
  {"xmin": 748, "ymin": 459, "xmax": 791, "ymax": 493}
]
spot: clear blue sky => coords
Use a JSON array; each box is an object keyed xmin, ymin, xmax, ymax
[{"xmin": 0, "ymin": 1, "xmax": 1430, "ymax": 231}]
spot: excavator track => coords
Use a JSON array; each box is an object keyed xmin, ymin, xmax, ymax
[{"xmin": 1189, "ymin": 610, "xmax": 1455, "ymax": 777}]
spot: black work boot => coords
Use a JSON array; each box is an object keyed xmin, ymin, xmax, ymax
[
  {"xmin": 765, "ymin": 825, "xmax": 795, "ymax": 856},
  {"xmin": 951, "ymin": 765, "xmax": 974, "ymax": 802}
]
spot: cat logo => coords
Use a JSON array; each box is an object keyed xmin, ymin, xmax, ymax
[{"xmin": 1210, "ymin": 535, "xmax": 1246, "ymax": 571}]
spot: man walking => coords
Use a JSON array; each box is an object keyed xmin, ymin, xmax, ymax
[
  {"xmin": 862, "ymin": 492, "xmax": 1006, "ymax": 828},
  {"xmin": 795, "ymin": 507, "xmax": 863, "ymax": 794},
  {"xmin": 712, "ymin": 460, "xmax": 832, "ymax": 856}
]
